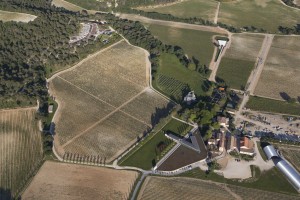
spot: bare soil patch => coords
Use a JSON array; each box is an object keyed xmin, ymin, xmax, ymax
[
  {"xmin": 0, "ymin": 10, "xmax": 37, "ymax": 22},
  {"xmin": 22, "ymin": 161, "xmax": 138, "ymax": 200}
]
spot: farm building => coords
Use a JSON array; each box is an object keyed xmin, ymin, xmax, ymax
[
  {"xmin": 165, "ymin": 132, "xmax": 200, "ymax": 153},
  {"xmin": 208, "ymin": 131, "xmax": 226, "ymax": 152},
  {"xmin": 217, "ymin": 116, "xmax": 229, "ymax": 128},
  {"xmin": 227, "ymin": 135, "xmax": 255, "ymax": 156}
]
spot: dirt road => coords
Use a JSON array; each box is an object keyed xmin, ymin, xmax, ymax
[
  {"xmin": 234, "ymin": 34, "xmax": 273, "ymax": 123},
  {"xmin": 214, "ymin": 2, "xmax": 220, "ymax": 24},
  {"xmin": 119, "ymin": 14, "xmax": 229, "ymax": 35}
]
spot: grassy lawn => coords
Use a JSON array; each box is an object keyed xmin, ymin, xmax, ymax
[
  {"xmin": 217, "ymin": 57, "xmax": 255, "ymax": 90},
  {"xmin": 146, "ymin": 23, "xmax": 219, "ymax": 66},
  {"xmin": 256, "ymin": 141, "xmax": 268, "ymax": 161},
  {"xmin": 180, "ymin": 167, "xmax": 298, "ymax": 194},
  {"xmin": 218, "ymin": 0, "xmax": 300, "ymax": 32},
  {"xmin": 246, "ymin": 96, "xmax": 300, "ymax": 116},
  {"xmin": 153, "ymin": 53, "xmax": 207, "ymax": 101},
  {"xmin": 119, "ymin": 118, "xmax": 192, "ymax": 170},
  {"xmin": 140, "ymin": 0, "xmax": 218, "ymax": 21}
]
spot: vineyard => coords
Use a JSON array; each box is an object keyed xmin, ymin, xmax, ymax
[
  {"xmin": 138, "ymin": 176, "xmax": 236, "ymax": 200},
  {"xmin": 50, "ymin": 41, "xmax": 173, "ymax": 162},
  {"xmin": 156, "ymin": 74, "xmax": 188, "ymax": 101},
  {"xmin": 22, "ymin": 161, "xmax": 138, "ymax": 200},
  {"xmin": 0, "ymin": 108, "xmax": 43, "ymax": 198},
  {"xmin": 227, "ymin": 185, "xmax": 299, "ymax": 200}
]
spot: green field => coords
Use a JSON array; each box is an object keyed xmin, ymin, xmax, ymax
[
  {"xmin": 218, "ymin": 0, "xmax": 300, "ymax": 32},
  {"xmin": 146, "ymin": 23, "xmax": 219, "ymax": 67},
  {"xmin": 119, "ymin": 118, "xmax": 192, "ymax": 170},
  {"xmin": 246, "ymin": 96, "xmax": 300, "ymax": 116},
  {"xmin": 153, "ymin": 53, "xmax": 207, "ymax": 101},
  {"xmin": 61, "ymin": 0, "xmax": 110, "ymax": 10},
  {"xmin": 180, "ymin": 167, "xmax": 298, "ymax": 195},
  {"xmin": 216, "ymin": 58, "xmax": 254, "ymax": 90},
  {"xmin": 140, "ymin": 0, "xmax": 218, "ymax": 21}
]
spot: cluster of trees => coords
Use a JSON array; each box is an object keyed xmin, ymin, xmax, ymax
[
  {"xmin": 281, "ymin": 0, "xmax": 300, "ymax": 9},
  {"xmin": 0, "ymin": 0, "xmax": 119, "ymax": 111},
  {"xmin": 278, "ymin": 24, "xmax": 300, "ymax": 35}
]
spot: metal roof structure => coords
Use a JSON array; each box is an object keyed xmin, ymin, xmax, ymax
[
  {"xmin": 263, "ymin": 145, "xmax": 300, "ymax": 192},
  {"xmin": 263, "ymin": 145, "xmax": 279, "ymax": 160}
]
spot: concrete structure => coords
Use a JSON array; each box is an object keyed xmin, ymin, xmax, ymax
[
  {"xmin": 165, "ymin": 133, "xmax": 200, "ymax": 153},
  {"xmin": 48, "ymin": 105, "xmax": 54, "ymax": 114},
  {"xmin": 183, "ymin": 91, "xmax": 196, "ymax": 105},
  {"xmin": 263, "ymin": 145, "xmax": 300, "ymax": 192}
]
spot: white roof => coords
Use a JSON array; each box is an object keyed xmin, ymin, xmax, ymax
[{"xmin": 218, "ymin": 40, "xmax": 227, "ymax": 47}]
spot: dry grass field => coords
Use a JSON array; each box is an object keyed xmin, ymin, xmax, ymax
[
  {"xmin": 50, "ymin": 40, "xmax": 173, "ymax": 162},
  {"xmin": 217, "ymin": 33, "xmax": 264, "ymax": 89},
  {"xmin": 254, "ymin": 36, "xmax": 300, "ymax": 100},
  {"xmin": 295, "ymin": 0, "xmax": 300, "ymax": 6},
  {"xmin": 22, "ymin": 161, "xmax": 138, "ymax": 200},
  {"xmin": 0, "ymin": 10, "xmax": 37, "ymax": 22},
  {"xmin": 218, "ymin": 0, "xmax": 300, "ymax": 32},
  {"xmin": 51, "ymin": 0, "xmax": 83, "ymax": 12},
  {"xmin": 137, "ymin": 177, "xmax": 237, "ymax": 200},
  {"xmin": 140, "ymin": 0, "xmax": 218, "ymax": 21},
  {"xmin": 227, "ymin": 184, "xmax": 299, "ymax": 200},
  {"xmin": 0, "ymin": 108, "xmax": 43, "ymax": 199}
]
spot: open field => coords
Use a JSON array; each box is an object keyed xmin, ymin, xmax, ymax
[
  {"xmin": 254, "ymin": 36, "xmax": 300, "ymax": 100},
  {"xmin": 138, "ymin": 176, "xmax": 238, "ymax": 200},
  {"xmin": 140, "ymin": 0, "xmax": 218, "ymax": 21},
  {"xmin": 278, "ymin": 146, "xmax": 300, "ymax": 172},
  {"xmin": 145, "ymin": 23, "xmax": 221, "ymax": 67},
  {"xmin": 0, "ymin": 10, "xmax": 37, "ymax": 22},
  {"xmin": 246, "ymin": 96, "xmax": 300, "ymax": 116},
  {"xmin": 119, "ymin": 118, "xmax": 192, "ymax": 170},
  {"xmin": 218, "ymin": 0, "xmax": 300, "ymax": 32},
  {"xmin": 22, "ymin": 161, "xmax": 138, "ymax": 199},
  {"xmin": 0, "ymin": 108, "xmax": 43, "ymax": 198},
  {"xmin": 217, "ymin": 33, "xmax": 264, "ymax": 90},
  {"xmin": 52, "ymin": 0, "xmax": 83, "ymax": 12},
  {"xmin": 295, "ymin": 0, "xmax": 300, "ymax": 6},
  {"xmin": 153, "ymin": 53, "xmax": 207, "ymax": 101},
  {"xmin": 50, "ymin": 40, "xmax": 173, "ymax": 162}
]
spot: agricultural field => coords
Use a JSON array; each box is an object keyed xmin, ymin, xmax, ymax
[
  {"xmin": 50, "ymin": 40, "xmax": 173, "ymax": 162},
  {"xmin": 0, "ymin": 10, "xmax": 37, "ymax": 23},
  {"xmin": 140, "ymin": 0, "xmax": 219, "ymax": 21},
  {"xmin": 278, "ymin": 146, "xmax": 300, "ymax": 172},
  {"xmin": 22, "ymin": 161, "xmax": 138, "ymax": 199},
  {"xmin": 246, "ymin": 96, "xmax": 300, "ymax": 116},
  {"xmin": 254, "ymin": 36, "xmax": 300, "ymax": 100},
  {"xmin": 145, "ymin": 23, "xmax": 220, "ymax": 67},
  {"xmin": 137, "ymin": 176, "xmax": 237, "ymax": 200},
  {"xmin": 119, "ymin": 118, "xmax": 192, "ymax": 170},
  {"xmin": 0, "ymin": 108, "xmax": 43, "ymax": 199},
  {"xmin": 227, "ymin": 185, "xmax": 299, "ymax": 200},
  {"xmin": 153, "ymin": 53, "xmax": 207, "ymax": 101},
  {"xmin": 51, "ymin": 0, "xmax": 83, "ymax": 12},
  {"xmin": 218, "ymin": 0, "xmax": 300, "ymax": 32},
  {"xmin": 217, "ymin": 33, "xmax": 264, "ymax": 90}
]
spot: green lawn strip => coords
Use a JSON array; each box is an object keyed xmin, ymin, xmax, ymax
[
  {"xmin": 256, "ymin": 141, "xmax": 268, "ymax": 161},
  {"xmin": 119, "ymin": 118, "xmax": 192, "ymax": 170},
  {"xmin": 179, "ymin": 167, "xmax": 298, "ymax": 195},
  {"xmin": 246, "ymin": 96, "xmax": 300, "ymax": 116},
  {"xmin": 154, "ymin": 53, "xmax": 207, "ymax": 101},
  {"xmin": 140, "ymin": 0, "xmax": 218, "ymax": 21},
  {"xmin": 146, "ymin": 24, "xmax": 219, "ymax": 67},
  {"xmin": 217, "ymin": 57, "xmax": 254, "ymax": 90}
]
